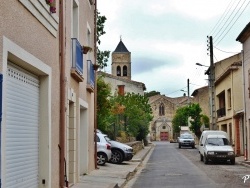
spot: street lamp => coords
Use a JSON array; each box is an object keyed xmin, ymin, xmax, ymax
[
  {"xmin": 195, "ymin": 62, "xmax": 215, "ymax": 130},
  {"xmin": 196, "ymin": 63, "xmax": 209, "ymax": 67}
]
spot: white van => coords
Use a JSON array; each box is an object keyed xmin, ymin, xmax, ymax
[{"xmin": 199, "ymin": 130, "xmax": 235, "ymax": 165}]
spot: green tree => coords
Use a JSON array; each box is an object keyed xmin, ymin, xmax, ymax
[
  {"xmin": 188, "ymin": 103, "xmax": 202, "ymax": 137},
  {"xmin": 144, "ymin": 91, "xmax": 161, "ymax": 98},
  {"xmin": 96, "ymin": 76, "xmax": 112, "ymax": 133},
  {"xmin": 172, "ymin": 106, "xmax": 190, "ymax": 133},
  {"xmin": 172, "ymin": 103, "xmax": 203, "ymax": 138},
  {"xmin": 110, "ymin": 93, "xmax": 153, "ymax": 141},
  {"xmin": 97, "ymin": 11, "xmax": 110, "ymax": 69}
]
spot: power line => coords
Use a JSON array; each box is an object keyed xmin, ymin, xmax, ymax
[
  {"xmin": 214, "ymin": 46, "xmax": 240, "ymax": 54},
  {"xmin": 214, "ymin": 0, "xmax": 246, "ymax": 44},
  {"xmin": 215, "ymin": 0, "xmax": 250, "ymax": 46},
  {"xmin": 210, "ymin": 0, "xmax": 235, "ymax": 36}
]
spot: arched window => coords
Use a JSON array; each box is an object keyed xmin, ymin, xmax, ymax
[
  {"xmin": 123, "ymin": 66, "xmax": 127, "ymax": 76},
  {"xmin": 159, "ymin": 103, "xmax": 165, "ymax": 116},
  {"xmin": 116, "ymin": 66, "xmax": 121, "ymax": 76}
]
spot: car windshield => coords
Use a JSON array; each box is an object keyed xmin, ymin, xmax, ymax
[
  {"xmin": 180, "ymin": 134, "xmax": 193, "ymax": 139},
  {"xmin": 206, "ymin": 138, "xmax": 230, "ymax": 146}
]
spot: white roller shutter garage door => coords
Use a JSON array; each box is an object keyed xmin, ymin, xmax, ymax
[{"xmin": 5, "ymin": 63, "xmax": 39, "ymax": 187}]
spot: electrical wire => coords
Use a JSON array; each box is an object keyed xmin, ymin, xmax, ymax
[
  {"xmin": 213, "ymin": 0, "xmax": 242, "ymax": 40},
  {"xmin": 215, "ymin": 0, "xmax": 250, "ymax": 46},
  {"xmin": 214, "ymin": 46, "xmax": 241, "ymax": 54},
  {"xmin": 210, "ymin": 0, "xmax": 235, "ymax": 36}
]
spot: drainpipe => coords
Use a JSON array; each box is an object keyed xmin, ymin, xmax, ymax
[
  {"xmin": 241, "ymin": 50, "xmax": 248, "ymax": 161},
  {"xmin": 0, "ymin": 74, "xmax": 2, "ymax": 188},
  {"xmin": 94, "ymin": 0, "xmax": 98, "ymax": 169},
  {"xmin": 59, "ymin": 0, "xmax": 66, "ymax": 187}
]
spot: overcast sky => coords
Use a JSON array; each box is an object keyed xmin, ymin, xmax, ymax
[{"xmin": 97, "ymin": 0, "xmax": 250, "ymax": 97}]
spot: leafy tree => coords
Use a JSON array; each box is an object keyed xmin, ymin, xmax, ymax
[
  {"xmin": 144, "ymin": 90, "xmax": 161, "ymax": 97},
  {"xmin": 96, "ymin": 76, "xmax": 112, "ymax": 133},
  {"xmin": 188, "ymin": 103, "xmax": 202, "ymax": 137},
  {"xmin": 110, "ymin": 93, "xmax": 153, "ymax": 141},
  {"xmin": 97, "ymin": 11, "xmax": 110, "ymax": 69},
  {"xmin": 172, "ymin": 103, "xmax": 204, "ymax": 138},
  {"xmin": 172, "ymin": 106, "xmax": 190, "ymax": 133}
]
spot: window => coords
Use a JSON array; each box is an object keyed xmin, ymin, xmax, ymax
[
  {"xmin": 248, "ymin": 69, "xmax": 250, "ymax": 98},
  {"xmin": 123, "ymin": 66, "xmax": 127, "ymax": 76},
  {"xmin": 227, "ymin": 89, "xmax": 231, "ymax": 109},
  {"xmin": 72, "ymin": 0, "xmax": 79, "ymax": 38},
  {"xmin": 159, "ymin": 103, "xmax": 165, "ymax": 116},
  {"xmin": 117, "ymin": 66, "xmax": 121, "ymax": 76}
]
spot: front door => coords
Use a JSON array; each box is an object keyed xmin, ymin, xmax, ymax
[{"xmin": 160, "ymin": 132, "xmax": 168, "ymax": 141}]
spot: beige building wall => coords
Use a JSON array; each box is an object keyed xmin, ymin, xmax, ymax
[
  {"xmin": 0, "ymin": 0, "xmax": 59, "ymax": 187},
  {"xmin": 98, "ymin": 72, "xmax": 145, "ymax": 96},
  {"xmin": 237, "ymin": 22, "xmax": 250, "ymax": 160},
  {"xmin": 0, "ymin": 0, "xmax": 96, "ymax": 187},
  {"xmin": 64, "ymin": 0, "xmax": 96, "ymax": 186},
  {"xmin": 191, "ymin": 86, "xmax": 209, "ymax": 118},
  {"xmin": 214, "ymin": 53, "xmax": 243, "ymax": 155}
]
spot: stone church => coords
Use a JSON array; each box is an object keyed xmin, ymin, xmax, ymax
[
  {"xmin": 97, "ymin": 39, "xmax": 146, "ymax": 95},
  {"xmin": 149, "ymin": 94, "xmax": 192, "ymax": 141}
]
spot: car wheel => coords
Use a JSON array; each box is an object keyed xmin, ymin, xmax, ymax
[
  {"xmin": 97, "ymin": 152, "xmax": 107, "ymax": 166},
  {"xmin": 110, "ymin": 150, "xmax": 123, "ymax": 164},
  {"xmin": 200, "ymin": 154, "xmax": 203, "ymax": 161},
  {"xmin": 230, "ymin": 159, "xmax": 235, "ymax": 165},
  {"xmin": 192, "ymin": 145, "xmax": 195, "ymax": 149},
  {"xmin": 179, "ymin": 144, "xmax": 181, "ymax": 148},
  {"xmin": 203, "ymin": 154, "xmax": 208, "ymax": 164}
]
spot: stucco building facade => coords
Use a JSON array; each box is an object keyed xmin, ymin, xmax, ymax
[
  {"xmin": 0, "ymin": 1, "xmax": 96, "ymax": 187},
  {"xmin": 237, "ymin": 22, "xmax": 250, "ymax": 160},
  {"xmin": 213, "ymin": 53, "xmax": 244, "ymax": 156}
]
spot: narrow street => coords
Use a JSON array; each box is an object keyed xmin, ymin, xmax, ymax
[{"xmin": 126, "ymin": 142, "xmax": 250, "ymax": 188}]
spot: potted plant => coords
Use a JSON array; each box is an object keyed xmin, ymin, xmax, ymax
[{"xmin": 82, "ymin": 46, "xmax": 92, "ymax": 54}]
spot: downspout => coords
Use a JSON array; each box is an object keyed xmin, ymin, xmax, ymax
[
  {"xmin": 59, "ymin": 0, "xmax": 66, "ymax": 187},
  {"xmin": 0, "ymin": 74, "xmax": 2, "ymax": 188},
  {"xmin": 241, "ymin": 50, "xmax": 248, "ymax": 161},
  {"xmin": 94, "ymin": 0, "xmax": 98, "ymax": 169}
]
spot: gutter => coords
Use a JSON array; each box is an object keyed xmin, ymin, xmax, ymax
[{"xmin": 59, "ymin": 0, "xmax": 66, "ymax": 187}]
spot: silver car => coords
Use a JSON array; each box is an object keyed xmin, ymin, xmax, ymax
[{"xmin": 96, "ymin": 133, "xmax": 112, "ymax": 165}]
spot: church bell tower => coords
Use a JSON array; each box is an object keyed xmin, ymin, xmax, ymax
[{"xmin": 111, "ymin": 38, "xmax": 131, "ymax": 80}]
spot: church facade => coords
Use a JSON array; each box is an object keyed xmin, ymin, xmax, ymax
[{"xmin": 149, "ymin": 94, "xmax": 192, "ymax": 141}]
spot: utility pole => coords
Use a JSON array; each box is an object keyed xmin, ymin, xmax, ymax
[
  {"xmin": 187, "ymin": 78, "xmax": 190, "ymax": 105},
  {"xmin": 207, "ymin": 36, "xmax": 216, "ymax": 130}
]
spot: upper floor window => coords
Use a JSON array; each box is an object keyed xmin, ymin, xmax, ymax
[
  {"xmin": 227, "ymin": 88, "xmax": 231, "ymax": 109},
  {"xmin": 123, "ymin": 66, "xmax": 127, "ymax": 76},
  {"xmin": 248, "ymin": 69, "xmax": 250, "ymax": 98},
  {"xmin": 117, "ymin": 66, "xmax": 121, "ymax": 76},
  {"xmin": 159, "ymin": 103, "xmax": 165, "ymax": 116},
  {"xmin": 72, "ymin": 0, "xmax": 79, "ymax": 38}
]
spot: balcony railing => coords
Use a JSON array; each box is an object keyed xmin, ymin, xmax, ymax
[
  {"xmin": 71, "ymin": 38, "xmax": 84, "ymax": 82},
  {"xmin": 87, "ymin": 60, "xmax": 95, "ymax": 92},
  {"xmin": 217, "ymin": 107, "xmax": 226, "ymax": 118}
]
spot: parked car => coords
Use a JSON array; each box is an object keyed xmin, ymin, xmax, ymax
[
  {"xmin": 199, "ymin": 130, "xmax": 235, "ymax": 165},
  {"xmin": 105, "ymin": 137, "xmax": 134, "ymax": 164},
  {"xmin": 96, "ymin": 133, "xmax": 112, "ymax": 165},
  {"xmin": 178, "ymin": 133, "xmax": 195, "ymax": 148}
]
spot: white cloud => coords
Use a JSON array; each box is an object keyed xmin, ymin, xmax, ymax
[{"xmin": 97, "ymin": 0, "xmax": 250, "ymax": 97}]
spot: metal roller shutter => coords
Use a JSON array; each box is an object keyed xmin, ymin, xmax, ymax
[{"xmin": 5, "ymin": 63, "xmax": 39, "ymax": 187}]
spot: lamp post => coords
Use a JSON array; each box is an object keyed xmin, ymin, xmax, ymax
[{"xmin": 195, "ymin": 62, "xmax": 215, "ymax": 130}]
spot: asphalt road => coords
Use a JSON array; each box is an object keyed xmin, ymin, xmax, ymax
[{"xmin": 127, "ymin": 141, "xmax": 250, "ymax": 188}]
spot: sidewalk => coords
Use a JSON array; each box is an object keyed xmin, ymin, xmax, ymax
[{"xmin": 71, "ymin": 144, "xmax": 154, "ymax": 188}]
